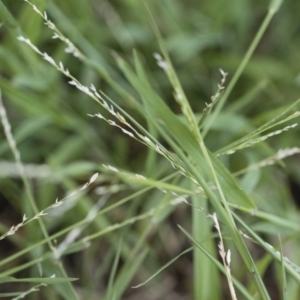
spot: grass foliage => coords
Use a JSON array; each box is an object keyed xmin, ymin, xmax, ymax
[{"xmin": 0, "ymin": 0, "xmax": 300, "ymax": 299}]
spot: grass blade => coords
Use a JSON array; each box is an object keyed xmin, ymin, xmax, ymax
[
  {"xmin": 178, "ymin": 225, "xmax": 255, "ymax": 300},
  {"xmin": 115, "ymin": 54, "xmax": 255, "ymax": 210},
  {"xmin": 132, "ymin": 247, "xmax": 193, "ymax": 289}
]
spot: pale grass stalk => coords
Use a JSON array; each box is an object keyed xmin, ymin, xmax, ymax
[
  {"xmin": 0, "ymin": 93, "xmax": 82, "ymax": 298},
  {"xmin": 0, "ymin": 91, "xmax": 24, "ymax": 179},
  {"xmin": 147, "ymin": 6, "xmax": 200, "ymax": 139},
  {"xmin": 23, "ymin": 0, "xmax": 85, "ymax": 60},
  {"xmin": 53, "ymin": 194, "xmax": 108, "ymax": 260},
  {"xmin": 218, "ymin": 124, "xmax": 298, "ymax": 156},
  {"xmin": 198, "ymin": 69, "xmax": 228, "ymax": 128},
  {"xmin": 0, "ymin": 160, "xmax": 51, "ymax": 178},
  {"xmin": 12, "ymin": 283, "xmax": 47, "ymax": 300},
  {"xmin": 88, "ymin": 113, "xmax": 194, "ymax": 181},
  {"xmin": 17, "ymin": 34, "xmax": 201, "ymax": 186},
  {"xmin": 0, "ymin": 90, "xmax": 57, "ymax": 248},
  {"xmin": 101, "ymin": 163, "xmax": 203, "ymax": 197},
  {"xmin": 197, "ymin": 70, "xmax": 236, "ymax": 228},
  {"xmin": 62, "ymin": 209, "xmax": 155, "ymax": 253},
  {"xmin": 17, "ymin": 2, "xmax": 206, "ymax": 195},
  {"xmin": 0, "ymin": 172, "xmax": 98, "ymax": 241},
  {"xmin": 234, "ymin": 147, "xmax": 300, "ymax": 176},
  {"xmin": 210, "ymin": 213, "xmax": 237, "ymax": 300},
  {"xmin": 202, "ymin": 0, "xmax": 284, "ymax": 137}
]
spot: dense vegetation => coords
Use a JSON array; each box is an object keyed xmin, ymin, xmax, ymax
[{"xmin": 0, "ymin": 0, "xmax": 300, "ymax": 299}]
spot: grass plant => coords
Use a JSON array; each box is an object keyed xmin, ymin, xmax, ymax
[{"xmin": 0, "ymin": 0, "xmax": 300, "ymax": 299}]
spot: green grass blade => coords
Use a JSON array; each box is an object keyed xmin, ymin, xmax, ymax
[
  {"xmin": 133, "ymin": 50, "xmax": 158, "ymax": 176},
  {"xmin": 279, "ymin": 236, "xmax": 287, "ymax": 300},
  {"xmin": 104, "ymin": 238, "xmax": 123, "ymax": 300},
  {"xmin": 226, "ymin": 79, "xmax": 269, "ymax": 113},
  {"xmin": 115, "ymin": 54, "xmax": 255, "ymax": 210},
  {"xmin": 0, "ymin": 1, "xmax": 19, "ymax": 29},
  {"xmin": 203, "ymin": 1, "xmax": 283, "ymax": 137},
  {"xmin": 178, "ymin": 225, "xmax": 255, "ymax": 300},
  {"xmin": 113, "ymin": 249, "xmax": 149, "ymax": 300},
  {"xmin": 144, "ymin": 1, "xmax": 199, "ymax": 139},
  {"xmin": 114, "ymin": 55, "xmax": 275, "ymax": 297},
  {"xmin": 102, "ymin": 165, "xmax": 197, "ymax": 196},
  {"xmin": 216, "ymin": 99, "xmax": 300, "ymax": 156},
  {"xmin": 0, "ymin": 277, "xmax": 77, "ymax": 284},
  {"xmin": 132, "ymin": 247, "xmax": 193, "ymax": 289},
  {"xmin": 233, "ymin": 212, "xmax": 300, "ymax": 283},
  {"xmin": 192, "ymin": 195, "xmax": 220, "ymax": 300},
  {"xmin": 0, "ymin": 184, "xmax": 156, "ymax": 270}
]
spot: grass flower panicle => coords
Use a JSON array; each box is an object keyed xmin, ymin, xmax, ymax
[{"xmin": 210, "ymin": 212, "xmax": 237, "ymax": 300}]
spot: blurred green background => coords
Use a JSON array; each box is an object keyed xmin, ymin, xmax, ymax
[{"xmin": 0, "ymin": 0, "xmax": 300, "ymax": 299}]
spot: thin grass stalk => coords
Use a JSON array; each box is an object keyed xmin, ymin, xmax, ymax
[
  {"xmin": 143, "ymin": 0, "xmax": 200, "ymax": 139},
  {"xmin": 0, "ymin": 92, "xmax": 79, "ymax": 300},
  {"xmin": 179, "ymin": 226, "xmax": 256, "ymax": 300},
  {"xmin": 104, "ymin": 239, "xmax": 123, "ymax": 300},
  {"xmin": 233, "ymin": 212, "xmax": 300, "ymax": 283},
  {"xmin": 149, "ymin": 123, "xmax": 270, "ymax": 299},
  {"xmin": 202, "ymin": 1, "xmax": 283, "ymax": 137},
  {"xmin": 0, "ymin": 180, "xmax": 167, "ymax": 269},
  {"xmin": 0, "ymin": 253, "xmax": 51, "ymax": 277}
]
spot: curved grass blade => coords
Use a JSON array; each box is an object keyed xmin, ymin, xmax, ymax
[
  {"xmin": 178, "ymin": 225, "xmax": 256, "ymax": 300},
  {"xmin": 233, "ymin": 212, "xmax": 300, "ymax": 283},
  {"xmin": 132, "ymin": 247, "xmax": 193, "ymax": 289}
]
